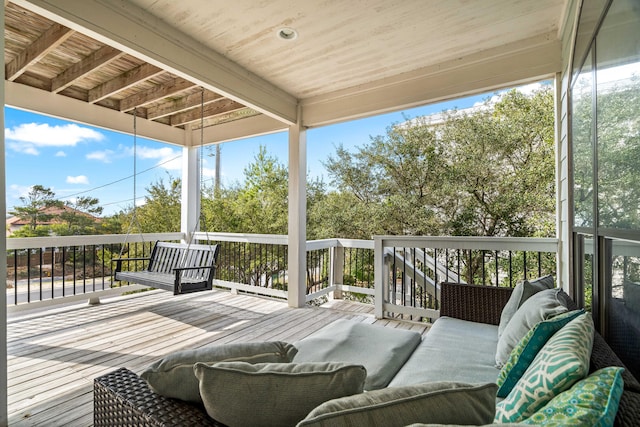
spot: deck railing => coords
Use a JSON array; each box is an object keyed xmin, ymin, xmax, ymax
[
  {"xmin": 374, "ymin": 236, "xmax": 558, "ymax": 321},
  {"xmin": 5, "ymin": 232, "xmax": 375, "ymax": 307},
  {"xmin": 6, "ymin": 233, "xmax": 558, "ymax": 316}
]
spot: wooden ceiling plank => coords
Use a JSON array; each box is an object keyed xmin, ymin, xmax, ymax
[
  {"xmin": 146, "ymin": 91, "xmax": 224, "ymax": 120},
  {"xmin": 5, "ymin": 22, "xmax": 74, "ymax": 81},
  {"xmin": 119, "ymin": 77, "xmax": 195, "ymax": 112},
  {"xmin": 169, "ymin": 99, "xmax": 245, "ymax": 127},
  {"xmin": 88, "ymin": 62, "xmax": 164, "ymax": 103},
  {"xmin": 51, "ymin": 45, "xmax": 125, "ymax": 93},
  {"xmin": 12, "ymin": 0, "xmax": 297, "ymax": 124}
]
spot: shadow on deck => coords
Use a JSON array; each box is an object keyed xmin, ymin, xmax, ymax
[{"xmin": 8, "ymin": 289, "xmax": 429, "ymax": 426}]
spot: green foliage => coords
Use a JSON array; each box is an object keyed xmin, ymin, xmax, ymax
[
  {"xmin": 323, "ymin": 86, "xmax": 556, "ymax": 239},
  {"xmin": 9, "ymin": 185, "xmax": 62, "ymax": 231},
  {"xmin": 55, "ymin": 196, "xmax": 104, "ymax": 235},
  {"xmin": 119, "ymin": 176, "xmax": 182, "ymax": 234}
]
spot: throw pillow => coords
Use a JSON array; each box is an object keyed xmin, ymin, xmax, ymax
[
  {"xmin": 496, "ymin": 288, "xmax": 568, "ymax": 367},
  {"xmin": 194, "ymin": 361, "xmax": 366, "ymax": 427},
  {"xmin": 522, "ymin": 367, "xmax": 624, "ymax": 426},
  {"xmin": 497, "ymin": 310, "xmax": 585, "ymax": 397},
  {"xmin": 297, "ymin": 382, "xmax": 498, "ymax": 427},
  {"xmin": 495, "ymin": 312, "xmax": 594, "ymax": 423},
  {"xmin": 140, "ymin": 341, "xmax": 297, "ymax": 403},
  {"xmin": 498, "ymin": 275, "xmax": 555, "ymax": 337}
]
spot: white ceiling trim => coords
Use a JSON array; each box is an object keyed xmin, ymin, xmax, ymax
[
  {"xmin": 302, "ymin": 32, "xmax": 562, "ymax": 127},
  {"xmin": 5, "ymin": 80, "xmax": 186, "ymax": 145},
  {"xmin": 13, "ymin": 0, "xmax": 299, "ymax": 125}
]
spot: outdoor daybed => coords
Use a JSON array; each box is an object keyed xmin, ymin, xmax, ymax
[{"xmin": 94, "ymin": 281, "xmax": 640, "ymax": 426}]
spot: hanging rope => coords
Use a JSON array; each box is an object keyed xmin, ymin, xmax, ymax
[
  {"xmin": 199, "ymin": 88, "xmax": 206, "ymax": 233},
  {"xmin": 120, "ymin": 108, "xmax": 144, "ymax": 257}
]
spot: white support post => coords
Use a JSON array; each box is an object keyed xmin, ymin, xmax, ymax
[
  {"xmin": 1, "ymin": 4, "xmax": 9, "ymax": 424},
  {"xmin": 331, "ymin": 245, "xmax": 344, "ymax": 300},
  {"xmin": 287, "ymin": 107, "xmax": 307, "ymax": 308},
  {"xmin": 181, "ymin": 125, "xmax": 200, "ymax": 244},
  {"xmin": 374, "ymin": 237, "xmax": 385, "ymax": 319}
]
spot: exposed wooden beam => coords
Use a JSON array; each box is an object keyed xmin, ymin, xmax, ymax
[
  {"xmin": 14, "ymin": 0, "xmax": 297, "ymax": 124},
  {"xmin": 169, "ymin": 99, "xmax": 245, "ymax": 127},
  {"xmin": 119, "ymin": 77, "xmax": 195, "ymax": 112},
  {"xmin": 88, "ymin": 62, "xmax": 164, "ymax": 103},
  {"xmin": 5, "ymin": 80, "xmax": 185, "ymax": 146},
  {"xmin": 5, "ymin": 22, "xmax": 74, "ymax": 81},
  {"xmin": 147, "ymin": 90, "xmax": 223, "ymax": 120},
  {"xmin": 52, "ymin": 45, "xmax": 125, "ymax": 93}
]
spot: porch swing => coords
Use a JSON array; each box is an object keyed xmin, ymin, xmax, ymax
[{"xmin": 113, "ymin": 92, "xmax": 220, "ymax": 295}]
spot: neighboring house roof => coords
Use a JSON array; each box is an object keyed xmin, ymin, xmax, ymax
[{"xmin": 6, "ymin": 205, "xmax": 100, "ymax": 228}]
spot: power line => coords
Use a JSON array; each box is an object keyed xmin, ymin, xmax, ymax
[{"xmin": 63, "ymin": 155, "xmax": 181, "ymax": 199}]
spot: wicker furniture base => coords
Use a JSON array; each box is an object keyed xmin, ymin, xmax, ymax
[{"xmin": 94, "ymin": 367, "xmax": 222, "ymax": 426}]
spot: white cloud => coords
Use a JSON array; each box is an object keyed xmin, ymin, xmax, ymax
[
  {"xmin": 129, "ymin": 145, "xmax": 182, "ymax": 171},
  {"xmin": 8, "ymin": 184, "xmax": 31, "ymax": 200},
  {"xmin": 7, "ymin": 141, "xmax": 40, "ymax": 155},
  {"xmin": 55, "ymin": 151, "xmax": 67, "ymax": 157},
  {"xmin": 87, "ymin": 149, "xmax": 115, "ymax": 163},
  {"xmin": 5, "ymin": 123, "xmax": 104, "ymax": 155},
  {"xmin": 66, "ymin": 175, "xmax": 89, "ymax": 185}
]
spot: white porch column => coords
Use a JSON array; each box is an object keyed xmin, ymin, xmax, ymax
[
  {"xmin": 288, "ymin": 109, "xmax": 307, "ymax": 308},
  {"xmin": 1, "ymin": 4, "xmax": 9, "ymax": 424},
  {"xmin": 181, "ymin": 125, "xmax": 200, "ymax": 243}
]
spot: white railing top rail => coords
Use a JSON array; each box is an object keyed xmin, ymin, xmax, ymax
[
  {"xmin": 193, "ymin": 232, "xmax": 288, "ymax": 245},
  {"xmin": 375, "ymin": 236, "xmax": 558, "ymax": 253},
  {"xmin": 6, "ymin": 232, "xmax": 184, "ymax": 250},
  {"xmin": 193, "ymin": 233, "xmax": 375, "ymax": 250}
]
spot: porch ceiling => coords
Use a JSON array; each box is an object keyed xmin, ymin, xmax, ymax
[{"xmin": 5, "ymin": 0, "xmax": 568, "ymax": 146}]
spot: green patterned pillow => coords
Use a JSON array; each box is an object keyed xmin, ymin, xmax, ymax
[
  {"xmin": 522, "ymin": 367, "xmax": 624, "ymax": 426},
  {"xmin": 495, "ymin": 312, "xmax": 594, "ymax": 423},
  {"xmin": 497, "ymin": 310, "xmax": 584, "ymax": 398}
]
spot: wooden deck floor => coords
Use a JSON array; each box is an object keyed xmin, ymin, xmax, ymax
[{"xmin": 7, "ymin": 289, "xmax": 429, "ymax": 426}]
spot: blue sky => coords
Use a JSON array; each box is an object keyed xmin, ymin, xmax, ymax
[{"xmin": 4, "ymin": 83, "xmax": 542, "ymax": 216}]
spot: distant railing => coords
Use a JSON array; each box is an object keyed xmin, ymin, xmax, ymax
[
  {"xmin": 6, "ymin": 233, "xmax": 183, "ymax": 307},
  {"xmin": 6, "ymin": 232, "xmax": 376, "ymax": 307},
  {"xmin": 193, "ymin": 233, "xmax": 374, "ymax": 302},
  {"xmin": 374, "ymin": 236, "xmax": 559, "ymax": 321},
  {"xmin": 6, "ymin": 233, "xmax": 558, "ymax": 315}
]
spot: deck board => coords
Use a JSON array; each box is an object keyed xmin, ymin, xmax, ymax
[{"xmin": 8, "ymin": 288, "xmax": 429, "ymax": 426}]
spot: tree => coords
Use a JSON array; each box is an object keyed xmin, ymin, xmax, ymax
[
  {"xmin": 323, "ymin": 86, "xmax": 556, "ymax": 239},
  {"xmin": 9, "ymin": 185, "xmax": 62, "ymax": 232},
  {"xmin": 123, "ymin": 177, "xmax": 182, "ymax": 234},
  {"xmin": 54, "ymin": 196, "xmax": 103, "ymax": 235}
]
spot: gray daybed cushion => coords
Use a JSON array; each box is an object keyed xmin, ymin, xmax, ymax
[
  {"xmin": 297, "ymin": 382, "xmax": 498, "ymax": 427},
  {"xmin": 498, "ymin": 275, "xmax": 555, "ymax": 337},
  {"xmin": 495, "ymin": 288, "xmax": 568, "ymax": 367},
  {"xmin": 388, "ymin": 317, "xmax": 500, "ymax": 387},
  {"xmin": 195, "ymin": 361, "xmax": 366, "ymax": 427},
  {"xmin": 293, "ymin": 319, "xmax": 421, "ymax": 390},
  {"xmin": 140, "ymin": 341, "xmax": 297, "ymax": 403}
]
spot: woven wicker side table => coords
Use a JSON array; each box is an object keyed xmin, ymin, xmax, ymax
[{"xmin": 94, "ymin": 367, "xmax": 221, "ymax": 426}]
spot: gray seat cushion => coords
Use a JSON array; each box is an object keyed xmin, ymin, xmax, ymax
[
  {"xmin": 293, "ymin": 319, "xmax": 422, "ymax": 390},
  {"xmin": 389, "ymin": 317, "xmax": 500, "ymax": 387}
]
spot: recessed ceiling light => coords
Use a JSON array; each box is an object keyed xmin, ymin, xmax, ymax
[{"xmin": 277, "ymin": 27, "xmax": 298, "ymax": 41}]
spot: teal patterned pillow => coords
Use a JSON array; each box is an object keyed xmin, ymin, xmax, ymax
[
  {"xmin": 495, "ymin": 312, "xmax": 594, "ymax": 423},
  {"xmin": 497, "ymin": 310, "xmax": 585, "ymax": 398},
  {"xmin": 522, "ymin": 367, "xmax": 624, "ymax": 427}
]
